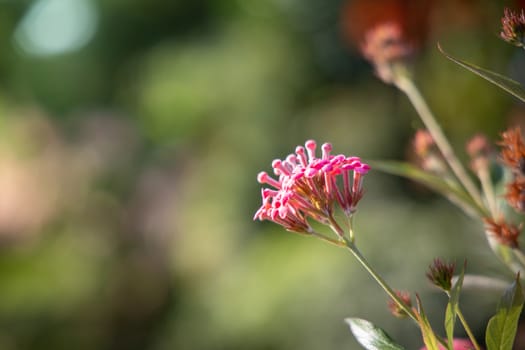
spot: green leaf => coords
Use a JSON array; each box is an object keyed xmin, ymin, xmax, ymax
[
  {"xmin": 415, "ymin": 295, "xmax": 441, "ymax": 350},
  {"xmin": 486, "ymin": 274, "xmax": 524, "ymax": 350},
  {"xmin": 345, "ymin": 318, "xmax": 405, "ymax": 350},
  {"xmin": 444, "ymin": 262, "xmax": 466, "ymax": 350},
  {"xmin": 371, "ymin": 160, "xmax": 487, "ymax": 217},
  {"xmin": 438, "ymin": 44, "xmax": 525, "ymax": 103}
]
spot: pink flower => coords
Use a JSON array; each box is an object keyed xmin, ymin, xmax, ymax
[
  {"xmin": 254, "ymin": 140, "xmax": 369, "ymax": 235},
  {"xmin": 420, "ymin": 338, "xmax": 477, "ymax": 350}
]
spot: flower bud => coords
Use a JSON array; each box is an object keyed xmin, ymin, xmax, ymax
[
  {"xmin": 426, "ymin": 258, "xmax": 455, "ymax": 292},
  {"xmin": 484, "ymin": 217, "xmax": 521, "ymax": 249},
  {"xmin": 387, "ymin": 290, "xmax": 412, "ymax": 319},
  {"xmin": 501, "ymin": 8, "xmax": 525, "ymax": 47}
]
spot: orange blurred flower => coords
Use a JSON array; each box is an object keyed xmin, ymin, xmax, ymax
[
  {"xmin": 484, "ymin": 217, "xmax": 521, "ymax": 249},
  {"xmin": 341, "ymin": 0, "xmax": 433, "ymax": 51},
  {"xmin": 499, "ymin": 126, "xmax": 525, "ymax": 175},
  {"xmin": 505, "ymin": 178, "xmax": 525, "ymax": 213}
]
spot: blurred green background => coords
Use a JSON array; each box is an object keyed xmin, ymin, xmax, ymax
[{"xmin": 0, "ymin": 0, "xmax": 522, "ymax": 349}]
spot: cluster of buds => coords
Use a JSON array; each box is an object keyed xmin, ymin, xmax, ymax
[
  {"xmin": 426, "ymin": 258, "xmax": 455, "ymax": 292},
  {"xmin": 466, "ymin": 134, "xmax": 492, "ymax": 174},
  {"xmin": 499, "ymin": 127, "xmax": 525, "ymax": 213},
  {"xmin": 484, "ymin": 217, "xmax": 521, "ymax": 249},
  {"xmin": 505, "ymin": 178, "xmax": 525, "ymax": 213},
  {"xmin": 412, "ymin": 129, "xmax": 447, "ymax": 175},
  {"xmin": 254, "ymin": 140, "xmax": 369, "ymax": 236},
  {"xmin": 387, "ymin": 290, "xmax": 412, "ymax": 319},
  {"xmin": 500, "ymin": 8, "xmax": 525, "ymax": 48},
  {"xmin": 360, "ymin": 23, "xmax": 412, "ymax": 84},
  {"xmin": 473, "ymin": 126, "xmax": 525, "ymax": 249}
]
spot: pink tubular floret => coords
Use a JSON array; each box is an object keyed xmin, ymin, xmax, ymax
[
  {"xmin": 295, "ymin": 146, "xmax": 308, "ymax": 166},
  {"xmin": 254, "ymin": 140, "xmax": 370, "ymax": 234},
  {"xmin": 258, "ymin": 171, "xmax": 282, "ymax": 189},
  {"xmin": 321, "ymin": 143, "xmax": 332, "ymax": 160},
  {"xmin": 305, "ymin": 140, "xmax": 317, "ymax": 161},
  {"xmin": 272, "ymin": 159, "xmax": 291, "ymax": 176},
  {"xmin": 262, "ymin": 188, "xmax": 278, "ymax": 198},
  {"xmin": 286, "ymin": 154, "xmax": 297, "ymax": 164},
  {"xmin": 355, "ymin": 163, "xmax": 371, "ymax": 174},
  {"xmin": 257, "ymin": 171, "xmax": 268, "ymax": 183}
]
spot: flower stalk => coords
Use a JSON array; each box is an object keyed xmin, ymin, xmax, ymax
[
  {"xmin": 393, "ymin": 74, "xmax": 485, "ymax": 214},
  {"xmin": 343, "ymin": 237, "xmax": 418, "ymax": 322},
  {"xmin": 310, "ymin": 231, "xmax": 346, "ymax": 248},
  {"xmin": 344, "ymin": 238, "xmax": 449, "ymax": 349},
  {"xmin": 455, "ymin": 307, "xmax": 481, "ymax": 350},
  {"xmin": 478, "ymin": 166, "xmax": 498, "ymax": 218}
]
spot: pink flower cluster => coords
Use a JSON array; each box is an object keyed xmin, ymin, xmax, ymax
[{"xmin": 253, "ymin": 140, "xmax": 370, "ymax": 234}]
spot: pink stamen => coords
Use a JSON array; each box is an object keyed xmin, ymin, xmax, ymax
[
  {"xmin": 331, "ymin": 175, "xmax": 346, "ymax": 210},
  {"xmin": 304, "ymin": 167, "xmax": 318, "ymax": 178},
  {"xmin": 305, "ymin": 140, "xmax": 317, "ymax": 161},
  {"xmin": 295, "ymin": 146, "xmax": 308, "ymax": 167},
  {"xmin": 321, "ymin": 143, "xmax": 332, "ymax": 160},
  {"xmin": 342, "ymin": 169, "xmax": 352, "ymax": 211},
  {"xmin": 257, "ymin": 171, "xmax": 268, "ymax": 183},
  {"xmin": 286, "ymin": 154, "xmax": 297, "ymax": 165},
  {"xmin": 324, "ymin": 171, "xmax": 333, "ymax": 198},
  {"xmin": 272, "ymin": 159, "xmax": 291, "ymax": 176},
  {"xmin": 278, "ymin": 205, "xmax": 288, "ymax": 219},
  {"xmin": 355, "ymin": 163, "xmax": 371, "ymax": 174},
  {"xmin": 353, "ymin": 172, "xmax": 363, "ymax": 196},
  {"xmin": 258, "ymin": 172, "xmax": 282, "ymax": 189}
]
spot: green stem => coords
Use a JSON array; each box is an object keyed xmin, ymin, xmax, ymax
[
  {"xmin": 310, "ymin": 231, "xmax": 346, "ymax": 248},
  {"xmin": 346, "ymin": 215, "xmax": 354, "ymax": 243},
  {"xmin": 478, "ymin": 167, "xmax": 498, "ymax": 219},
  {"xmin": 345, "ymin": 239, "xmax": 449, "ymax": 348},
  {"xmin": 394, "ymin": 75, "xmax": 485, "ymax": 212},
  {"xmin": 456, "ymin": 308, "xmax": 481, "ymax": 350},
  {"xmin": 344, "ymin": 239, "xmax": 418, "ymax": 321},
  {"xmin": 327, "ymin": 212, "xmax": 345, "ymax": 238}
]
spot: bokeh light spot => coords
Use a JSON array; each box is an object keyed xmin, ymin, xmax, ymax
[{"xmin": 14, "ymin": 0, "xmax": 98, "ymax": 57}]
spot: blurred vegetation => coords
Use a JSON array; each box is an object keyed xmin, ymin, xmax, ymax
[{"xmin": 0, "ymin": 0, "xmax": 521, "ymax": 349}]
